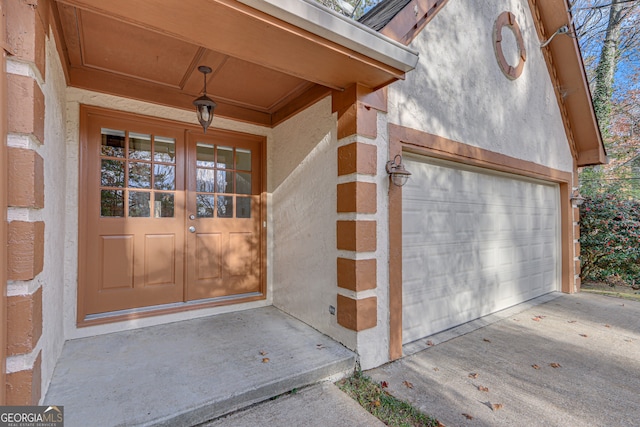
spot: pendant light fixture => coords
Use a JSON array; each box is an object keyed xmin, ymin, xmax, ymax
[{"xmin": 193, "ymin": 66, "xmax": 217, "ymax": 133}]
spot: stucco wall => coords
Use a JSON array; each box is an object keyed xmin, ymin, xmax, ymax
[
  {"xmin": 63, "ymin": 90, "xmax": 273, "ymax": 340},
  {"xmin": 39, "ymin": 31, "xmax": 68, "ymax": 402},
  {"xmin": 388, "ymin": 0, "xmax": 574, "ymax": 173},
  {"xmin": 270, "ymin": 97, "xmax": 357, "ymax": 350}
]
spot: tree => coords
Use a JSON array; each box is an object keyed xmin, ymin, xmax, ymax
[
  {"xmin": 579, "ymin": 194, "xmax": 640, "ymax": 283},
  {"xmin": 571, "ymin": 0, "xmax": 640, "ymax": 198},
  {"xmin": 575, "ymin": 1, "xmax": 639, "ymax": 131}
]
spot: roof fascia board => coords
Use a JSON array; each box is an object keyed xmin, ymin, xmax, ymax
[
  {"xmin": 530, "ymin": 0, "xmax": 606, "ymax": 166},
  {"xmin": 238, "ymin": 0, "xmax": 419, "ymax": 72},
  {"xmin": 379, "ymin": 0, "xmax": 449, "ymax": 45}
]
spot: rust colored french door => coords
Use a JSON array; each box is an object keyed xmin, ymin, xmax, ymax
[
  {"xmin": 185, "ymin": 131, "xmax": 263, "ymax": 300},
  {"xmin": 80, "ymin": 107, "xmax": 264, "ymax": 319}
]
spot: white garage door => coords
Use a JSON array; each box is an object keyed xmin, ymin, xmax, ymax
[{"xmin": 402, "ymin": 156, "xmax": 560, "ymax": 344}]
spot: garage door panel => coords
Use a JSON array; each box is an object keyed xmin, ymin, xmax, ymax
[{"xmin": 402, "ymin": 157, "xmax": 559, "ymax": 344}]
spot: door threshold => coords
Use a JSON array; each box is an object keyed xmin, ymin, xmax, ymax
[{"xmin": 80, "ymin": 292, "xmax": 265, "ymax": 327}]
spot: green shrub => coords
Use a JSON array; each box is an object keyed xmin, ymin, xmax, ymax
[{"xmin": 579, "ymin": 194, "xmax": 640, "ymax": 284}]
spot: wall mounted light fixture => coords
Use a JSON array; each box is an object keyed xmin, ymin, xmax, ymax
[
  {"xmin": 386, "ymin": 154, "xmax": 412, "ymax": 187},
  {"xmin": 570, "ymin": 189, "xmax": 585, "ymax": 206},
  {"xmin": 193, "ymin": 66, "xmax": 217, "ymax": 133}
]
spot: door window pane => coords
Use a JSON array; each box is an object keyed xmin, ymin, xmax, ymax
[
  {"xmin": 197, "ymin": 194, "xmax": 215, "ymax": 218},
  {"xmin": 236, "ymin": 172, "xmax": 251, "ymax": 195},
  {"xmin": 196, "ymin": 143, "xmax": 215, "ymax": 167},
  {"xmin": 236, "ymin": 148, "xmax": 251, "ymax": 171},
  {"xmin": 237, "ymin": 197, "xmax": 251, "ymax": 218},
  {"xmin": 129, "ymin": 133, "xmax": 152, "ymax": 160},
  {"xmin": 98, "ymin": 126, "xmax": 186, "ymax": 219},
  {"xmin": 101, "ymin": 190, "xmax": 124, "ymax": 217},
  {"xmin": 154, "ymin": 193, "xmax": 174, "ymax": 218},
  {"xmin": 129, "ymin": 162, "xmax": 151, "ymax": 188},
  {"xmin": 101, "ymin": 129, "xmax": 126, "ymax": 157},
  {"xmin": 154, "ymin": 164, "xmax": 175, "ymax": 190},
  {"xmin": 154, "ymin": 136, "xmax": 176, "ymax": 163},
  {"xmin": 196, "ymin": 168, "xmax": 215, "ymax": 193},
  {"xmin": 217, "ymin": 195, "xmax": 233, "ymax": 218},
  {"xmin": 101, "ymin": 159, "xmax": 125, "ymax": 187},
  {"xmin": 216, "ymin": 146, "xmax": 233, "ymax": 169},
  {"xmin": 129, "ymin": 191, "xmax": 151, "ymax": 217},
  {"xmin": 216, "ymin": 170, "xmax": 233, "ymax": 193}
]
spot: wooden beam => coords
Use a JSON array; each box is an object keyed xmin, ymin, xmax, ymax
[
  {"xmin": 69, "ymin": 67, "xmax": 272, "ymax": 127},
  {"xmin": 530, "ymin": 0, "xmax": 606, "ymax": 166},
  {"xmin": 271, "ymin": 84, "xmax": 331, "ymax": 127}
]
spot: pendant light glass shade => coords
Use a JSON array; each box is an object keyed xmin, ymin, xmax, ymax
[{"xmin": 193, "ymin": 66, "xmax": 216, "ymax": 133}]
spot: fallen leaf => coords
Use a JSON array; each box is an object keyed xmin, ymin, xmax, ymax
[
  {"xmin": 373, "ymin": 400, "xmax": 381, "ymax": 407},
  {"xmin": 259, "ymin": 351, "xmax": 268, "ymax": 356},
  {"xmin": 262, "ymin": 358, "xmax": 270, "ymax": 363},
  {"xmin": 433, "ymin": 367, "xmax": 440, "ymax": 372},
  {"xmin": 532, "ymin": 315, "xmax": 545, "ymax": 322},
  {"xmin": 483, "ymin": 338, "xmax": 491, "ymax": 343},
  {"xmin": 468, "ymin": 373, "xmax": 479, "ymax": 379},
  {"xmin": 532, "ymin": 364, "xmax": 540, "ymax": 370},
  {"xmin": 549, "ymin": 362, "xmax": 561, "ymax": 368},
  {"xmin": 437, "ymin": 421, "xmax": 447, "ymax": 427},
  {"xmin": 403, "ymin": 380, "xmax": 414, "ymax": 389},
  {"xmin": 426, "ymin": 340, "xmax": 434, "ymax": 346},
  {"xmin": 380, "ymin": 381, "xmax": 389, "ymax": 388},
  {"xmin": 491, "ymin": 403, "xmax": 504, "ymax": 411},
  {"xmin": 579, "ymin": 334, "xmax": 588, "ymax": 338},
  {"xmin": 462, "ymin": 413, "xmax": 474, "ymax": 420},
  {"xmin": 568, "ymin": 320, "xmax": 577, "ymax": 323},
  {"xmin": 605, "ymin": 324, "xmax": 611, "ymax": 328},
  {"xmin": 478, "ymin": 385, "xmax": 489, "ymax": 392}
]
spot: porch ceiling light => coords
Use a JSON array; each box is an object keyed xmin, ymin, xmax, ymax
[
  {"xmin": 193, "ymin": 65, "xmax": 217, "ymax": 134},
  {"xmin": 386, "ymin": 154, "xmax": 412, "ymax": 187}
]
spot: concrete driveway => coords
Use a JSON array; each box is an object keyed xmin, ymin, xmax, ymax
[{"xmin": 368, "ymin": 292, "xmax": 640, "ymax": 427}]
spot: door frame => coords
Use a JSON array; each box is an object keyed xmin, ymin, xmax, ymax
[{"xmin": 77, "ymin": 105, "xmax": 267, "ymax": 327}]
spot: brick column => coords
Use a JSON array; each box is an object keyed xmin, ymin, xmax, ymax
[
  {"xmin": 332, "ymin": 84, "xmax": 385, "ymax": 332},
  {"xmin": 1, "ymin": 0, "xmax": 8, "ymax": 406},
  {"xmin": 5, "ymin": 0, "xmax": 48, "ymax": 405}
]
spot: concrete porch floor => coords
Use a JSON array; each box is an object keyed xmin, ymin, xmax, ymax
[{"xmin": 44, "ymin": 306, "xmax": 356, "ymax": 427}]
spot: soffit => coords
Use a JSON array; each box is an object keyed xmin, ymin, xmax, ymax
[{"xmin": 53, "ymin": 0, "xmax": 418, "ymax": 127}]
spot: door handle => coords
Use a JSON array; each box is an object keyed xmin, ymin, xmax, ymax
[{"xmin": 188, "ymin": 226, "xmax": 196, "ymax": 233}]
